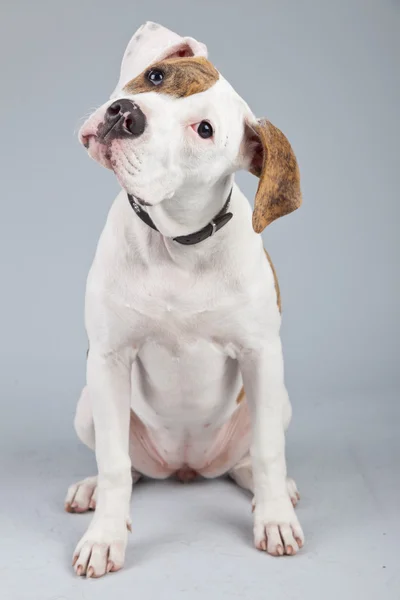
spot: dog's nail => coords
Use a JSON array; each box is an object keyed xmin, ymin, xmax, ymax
[
  {"xmin": 89, "ymin": 500, "xmax": 96, "ymax": 510},
  {"xmin": 72, "ymin": 555, "xmax": 78, "ymax": 567},
  {"xmin": 277, "ymin": 545, "xmax": 284, "ymax": 556},
  {"xmin": 286, "ymin": 545, "xmax": 293, "ymax": 555},
  {"xmin": 259, "ymin": 539, "xmax": 267, "ymax": 551},
  {"xmin": 107, "ymin": 561, "xmax": 114, "ymax": 573},
  {"xmin": 127, "ymin": 521, "xmax": 132, "ymax": 533},
  {"xmin": 71, "ymin": 502, "xmax": 78, "ymax": 509},
  {"xmin": 76, "ymin": 565, "xmax": 83, "ymax": 576},
  {"xmin": 295, "ymin": 537, "xmax": 303, "ymax": 548},
  {"xmin": 87, "ymin": 566, "xmax": 94, "ymax": 578}
]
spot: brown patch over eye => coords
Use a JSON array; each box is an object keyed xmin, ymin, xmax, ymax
[{"xmin": 123, "ymin": 57, "xmax": 219, "ymax": 98}]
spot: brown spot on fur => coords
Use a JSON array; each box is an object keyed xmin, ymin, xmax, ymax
[
  {"xmin": 264, "ymin": 249, "xmax": 281, "ymax": 312},
  {"xmin": 248, "ymin": 119, "xmax": 302, "ymax": 233},
  {"xmin": 124, "ymin": 57, "xmax": 219, "ymax": 99},
  {"xmin": 236, "ymin": 387, "xmax": 245, "ymax": 405}
]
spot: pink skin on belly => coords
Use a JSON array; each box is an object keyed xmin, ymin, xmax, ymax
[{"xmin": 128, "ymin": 400, "xmax": 251, "ymax": 480}]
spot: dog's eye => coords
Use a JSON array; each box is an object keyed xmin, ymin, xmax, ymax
[
  {"xmin": 147, "ymin": 69, "xmax": 164, "ymax": 85},
  {"xmin": 197, "ymin": 121, "xmax": 213, "ymax": 139}
]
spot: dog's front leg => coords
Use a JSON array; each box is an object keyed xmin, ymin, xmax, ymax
[
  {"xmin": 72, "ymin": 348, "xmax": 135, "ymax": 578},
  {"xmin": 239, "ymin": 338, "xmax": 304, "ymax": 556}
]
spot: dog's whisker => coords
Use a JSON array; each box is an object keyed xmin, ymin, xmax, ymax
[
  {"xmin": 73, "ymin": 107, "xmax": 104, "ymax": 135},
  {"xmin": 119, "ymin": 152, "xmax": 137, "ymax": 172},
  {"xmin": 132, "ymin": 152, "xmax": 143, "ymax": 166},
  {"xmin": 117, "ymin": 158, "xmax": 137, "ymax": 178},
  {"xmin": 121, "ymin": 151, "xmax": 141, "ymax": 173}
]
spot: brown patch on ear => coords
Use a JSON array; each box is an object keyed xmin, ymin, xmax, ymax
[
  {"xmin": 264, "ymin": 249, "xmax": 281, "ymax": 312},
  {"xmin": 124, "ymin": 57, "xmax": 219, "ymax": 98},
  {"xmin": 248, "ymin": 119, "xmax": 302, "ymax": 233}
]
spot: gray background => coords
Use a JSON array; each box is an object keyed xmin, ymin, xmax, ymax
[{"xmin": 0, "ymin": 0, "xmax": 399, "ymax": 599}]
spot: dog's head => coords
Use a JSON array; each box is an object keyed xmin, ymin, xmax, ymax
[{"xmin": 80, "ymin": 24, "xmax": 301, "ymax": 233}]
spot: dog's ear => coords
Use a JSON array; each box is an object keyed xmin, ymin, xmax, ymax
[
  {"xmin": 243, "ymin": 118, "xmax": 302, "ymax": 233},
  {"xmin": 155, "ymin": 36, "xmax": 207, "ymax": 61},
  {"xmin": 112, "ymin": 22, "xmax": 208, "ymax": 98}
]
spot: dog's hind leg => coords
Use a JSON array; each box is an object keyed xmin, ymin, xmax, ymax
[
  {"xmin": 65, "ymin": 386, "xmax": 141, "ymax": 514},
  {"xmin": 229, "ymin": 453, "xmax": 300, "ymax": 508},
  {"xmin": 65, "ymin": 470, "xmax": 142, "ymax": 514}
]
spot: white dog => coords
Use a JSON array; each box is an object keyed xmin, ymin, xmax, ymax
[{"xmin": 66, "ymin": 22, "xmax": 303, "ymax": 578}]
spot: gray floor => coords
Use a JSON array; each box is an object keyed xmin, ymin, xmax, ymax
[{"xmin": 1, "ymin": 393, "xmax": 399, "ymax": 600}]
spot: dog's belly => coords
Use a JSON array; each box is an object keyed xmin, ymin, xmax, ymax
[{"xmin": 128, "ymin": 339, "xmax": 250, "ymax": 479}]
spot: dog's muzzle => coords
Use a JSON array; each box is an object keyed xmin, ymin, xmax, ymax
[{"xmin": 97, "ymin": 99, "xmax": 146, "ymax": 141}]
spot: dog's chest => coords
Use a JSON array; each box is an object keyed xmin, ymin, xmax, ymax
[{"xmin": 114, "ymin": 254, "xmax": 249, "ymax": 346}]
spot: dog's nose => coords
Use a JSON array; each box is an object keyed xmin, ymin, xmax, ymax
[{"xmin": 98, "ymin": 99, "xmax": 146, "ymax": 140}]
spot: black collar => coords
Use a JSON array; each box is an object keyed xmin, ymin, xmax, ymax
[{"xmin": 127, "ymin": 189, "xmax": 233, "ymax": 245}]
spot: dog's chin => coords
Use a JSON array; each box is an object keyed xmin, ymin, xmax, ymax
[
  {"xmin": 83, "ymin": 140, "xmax": 174, "ymax": 206},
  {"xmin": 111, "ymin": 166, "xmax": 172, "ymax": 207}
]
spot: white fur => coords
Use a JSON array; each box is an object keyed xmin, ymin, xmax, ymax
[{"xmin": 69, "ymin": 24, "xmax": 304, "ymax": 578}]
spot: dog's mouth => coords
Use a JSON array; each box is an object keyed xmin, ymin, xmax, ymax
[
  {"xmin": 79, "ymin": 129, "xmax": 172, "ymax": 207},
  {"xmin": 81, "ymin": 133, "xmax": 113, "ymax": 170}
]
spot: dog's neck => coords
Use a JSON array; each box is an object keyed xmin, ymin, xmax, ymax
[{"xmin": 145, "ymin": 175, "xmax": 234, "ymax": 239}]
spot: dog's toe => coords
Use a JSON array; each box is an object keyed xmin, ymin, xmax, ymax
[
  {"xmin": 286, "ymin": 478, "xmax": 300, "ymax": 507},
  {"xmin": 253, "ymin": 499, "xmax": 304, "ymax": 557},
  {"xmin": 65, "ymin": 476, "xmax": 98, "ymax": 513},
  {"xmin": 73, "ymin": 521, "xmax": 128, "ymax": 578}
]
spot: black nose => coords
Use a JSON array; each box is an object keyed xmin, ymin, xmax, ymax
[{"xmin": 98, "ymin": 99, "xmax": 146, "ymax": 140}]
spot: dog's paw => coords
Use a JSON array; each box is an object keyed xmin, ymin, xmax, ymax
[
  {"xmin": 72, "ymin": 516, "xmax": 130, "ymax": 578},
  {"xmin": 253, "ymin": 498, "xmax": 304, "ymax": 556},
  {"xmin": 65, "ymin": 476, "xmax": 98, "ymax": 513}
]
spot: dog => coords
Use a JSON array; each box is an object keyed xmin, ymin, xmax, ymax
[{"xmin": 66, "ymin": 22, "xmax": 303, "ymax": 578}]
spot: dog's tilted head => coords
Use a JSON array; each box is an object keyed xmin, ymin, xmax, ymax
[{"xmin": 79, "ymin": 27, "xmax": 302, "ymax": 233}]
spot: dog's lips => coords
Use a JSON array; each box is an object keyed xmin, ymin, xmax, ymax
[
  {"xmin": 82, "ymin": 135, "xmax": 113, "ymax": 169},
  {"xmin": 80, "ymin": 133, "xmax": 89, "ymax": 148},
  {"xmin": 80, "ymin": 133, "xmax": 171, "ymax": 206}
]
